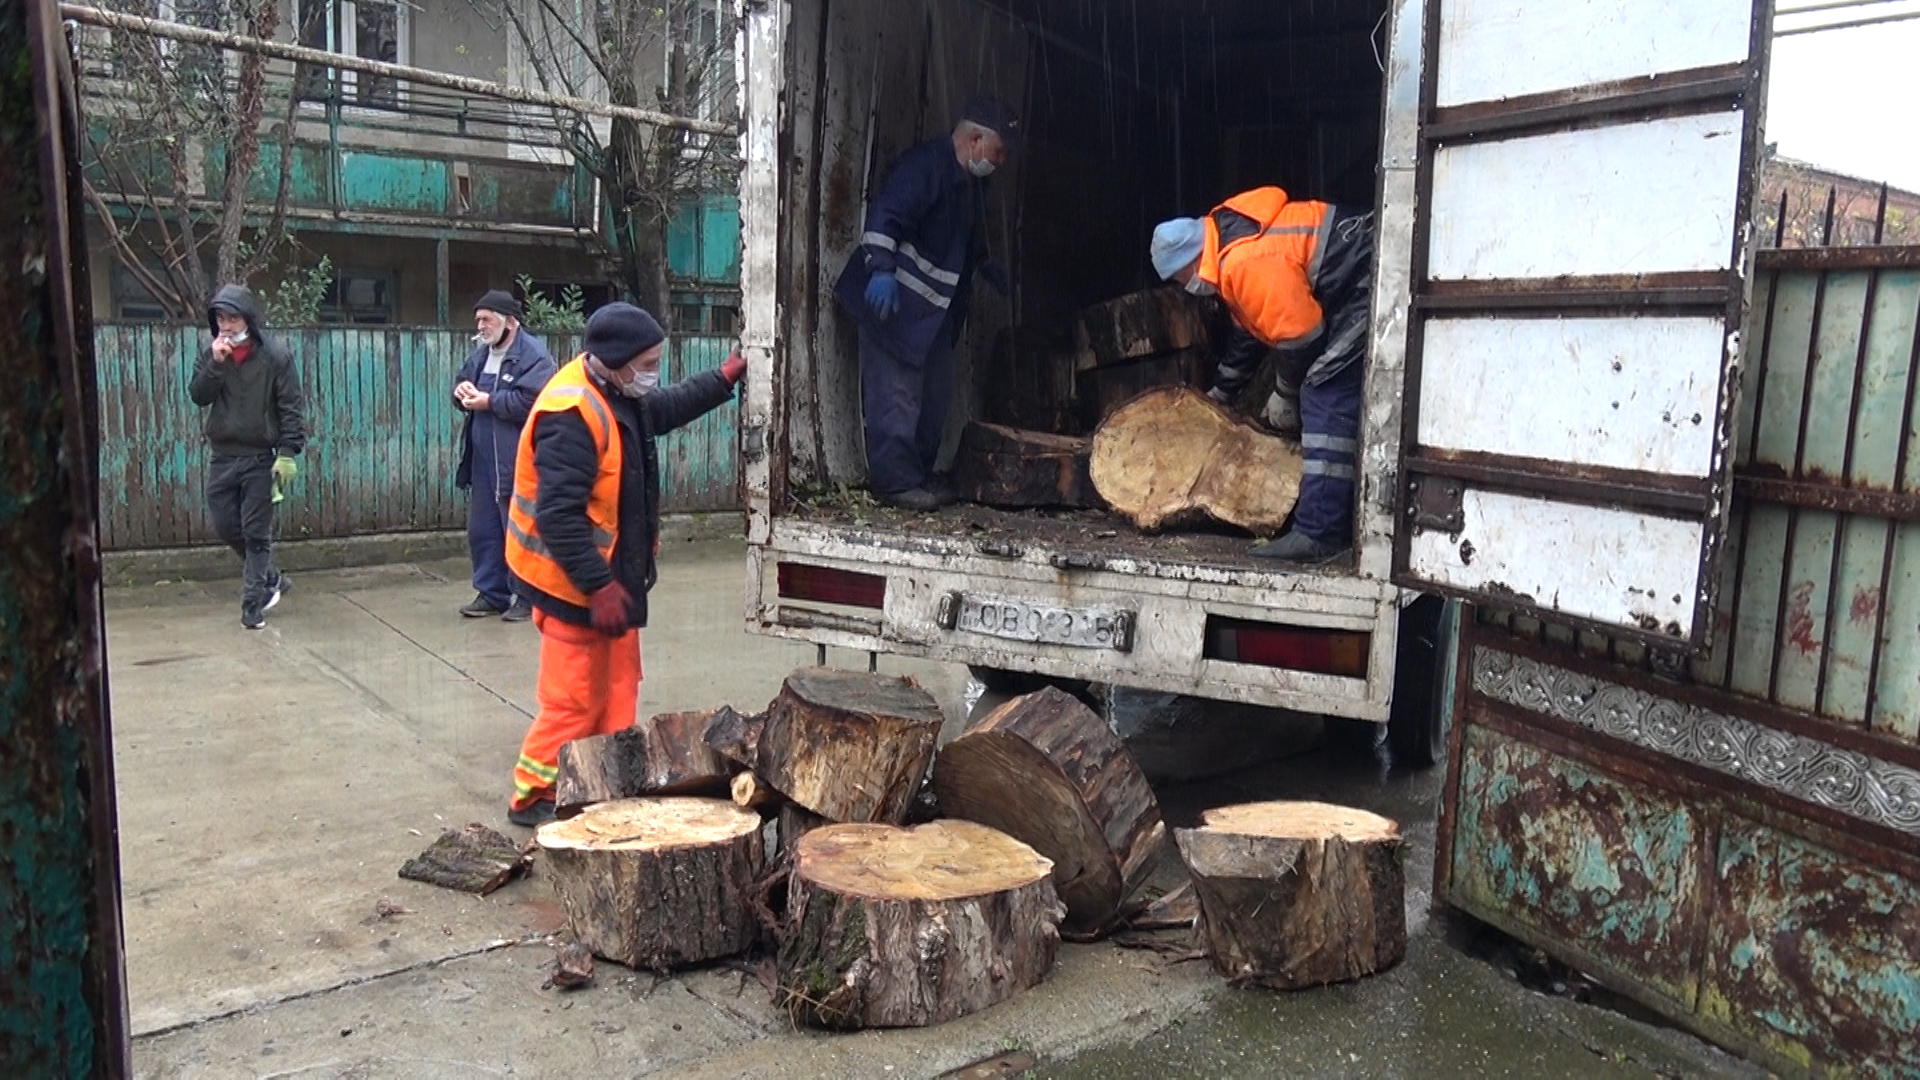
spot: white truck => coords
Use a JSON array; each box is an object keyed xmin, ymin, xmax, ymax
[{"xmin": 731, "ymin": 0, "xmax": 1770, "ymax": 755}]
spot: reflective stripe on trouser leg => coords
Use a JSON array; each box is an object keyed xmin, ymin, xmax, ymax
[
  {"xmin": 511, "ymin": 609, "xmax": 643, "ymax": 809},
  {"xmin": 1292, "ymin": 362, "xmax": 1364, "ymax": 546}
]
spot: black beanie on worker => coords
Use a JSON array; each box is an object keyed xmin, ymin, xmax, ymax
[
  {"xmin": 473, "ymin": 289, "xmax": 523, "ymax": 320},
  {"xmin": 583, "ymin": 302, "xmax": 665, "ymax": 369}
]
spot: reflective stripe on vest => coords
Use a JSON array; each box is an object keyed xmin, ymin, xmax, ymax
[{"xmin": 505, "ymin": 357, "xmax": 623, "ymax": 606}]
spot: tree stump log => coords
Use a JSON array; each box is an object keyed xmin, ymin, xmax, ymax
[
  {"xmin": 1073, "ymin": 287, "xmax": 1209, "ymax": 370},
  {"xmin": 932, "ymin": 687, "xmax": 1166, "ymax": 938},
  {"xmin": 555, "ymin": 709, "xmax": 736, "ymax": 819},
  {"xmin": 1176, "ymin": 801, "xmax": 1406, "ymax": 989},
  {"xmin": 951, "ymin": 422, "xmax": 1101, "ymax": 509},
  {"xmin": 755, "ymin": 668, "xmax": 944, "ymax": 825},
  {"xmin": 537, "ymin": 798, "xmax": 763, "ymax": 971},
  {"xmin": 777, "ymin": 820, "xmax": 1064, "ymax": 1029},
  {"xmin": 1090, "ymin": 386, "xmax": 1303, "ymax": 535}
]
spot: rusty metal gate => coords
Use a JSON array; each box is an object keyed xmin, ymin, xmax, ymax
[{"xmin": 1439, "ymin": 195, "xmax": 1920, "ymax": 1075}]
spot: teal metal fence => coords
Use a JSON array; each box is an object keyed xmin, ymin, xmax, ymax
[{"xmin": 94, "ymin": 323, "xmax": 741, "ymax": 551}]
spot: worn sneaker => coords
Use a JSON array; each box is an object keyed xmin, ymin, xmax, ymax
[
  {"xmin": 265, "ymin": 572, "xmax": 290, "ymax": 612},
  {"xmin": 460, "ymin": 593, "xmax": 506, "ymax": 618},
  {"xmin": 925, "ymin": 473, "xmax": 961, "ymax": 505},
  {"xmin": 1249, "ymin": 531, "xmax": 1349, "ymax": 564},
  {"xmin": 241, "ymin": 602, "xmax": 266, "ymax": 630},
  {"xmin": 507, "ymin": 799, "xmax": 556, "ymax": 828},
  {"xmin": 502, "ymin": 596, "xmax": 533, "ymax": 623}
]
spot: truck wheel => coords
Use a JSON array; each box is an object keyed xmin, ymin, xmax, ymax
[{"xmin": 1387, "ymin": 594, "xmax": 1448, "ymax": 768}]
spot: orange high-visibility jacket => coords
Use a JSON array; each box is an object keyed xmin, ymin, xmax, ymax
[
  {"xmin": 1198, "ymin": 186, "xmax": 1336, "ymax": 350},
  {"xmin": 505, "ymin": 357, "xmax": 622, "ymax": 607}
]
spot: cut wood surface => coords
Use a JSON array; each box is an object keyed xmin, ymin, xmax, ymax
[
  {"xmin": 1074, "ymin": 287, "xmax": 1208, "ymax": 370},
  {"xmin": 398, "ymin": 823, "xmax": 531, "ymax": 896},
  {"xmin": 731, "ymin": 771, "xmax": 779, "ymax": 812},
  {"xmin": 555, "ymin": 709, "xmax": 734, "ymax": 819},
  {"xmin": 1090, "ymin": 386, "xmax": 1303, "ymax": 535},
  {"xmin": 1079, "ymin": 348, "xmax": 1211, "ymax": 430},
  {"xmin": 777, "ymin": 802, "xmax": 828, "ymax": 866},
  {"xmin": 952, "ymin": 422, "xmax": 1101, "ymax": 509},
  {"xmin": 932, "ymin": 687, "xmax": 1166, "ymax": 938},
  {"xmin": 1176, "ymin": 801, "xmax": 1405, "ymax": 989},
  {"xmin": 777, "ymin": 820, "xmax": 1063, "ymax": 1028},
  {"xmin": 755, "ymin": 668, "xmax": 944, "ymax": 824},
  {"xmin": 537, "ymin": 798, "xmax": 763, "ymax": 970}
]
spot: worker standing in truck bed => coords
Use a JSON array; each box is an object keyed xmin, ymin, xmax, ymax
[
  {"xmin": 833, "ymin": 96, "xmax": 1018, "ymax": 511},
  {"xmin": 1151, "ymin": 188, "xmax": 1375, "ymax": 563}
]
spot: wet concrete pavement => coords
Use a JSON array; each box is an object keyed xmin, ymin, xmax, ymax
[{"xmin": 109, "ymin": 536, "xmax": 1758, "ymax": 1078}]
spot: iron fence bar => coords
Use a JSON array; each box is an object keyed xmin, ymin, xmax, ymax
[
  {"xmin": 1768, "ymin": 191, "xmax": 1839, "ymax": 704},
  {"xmin": 1864, "ymin": 288, "xmax": 1920, "ymax": 727}
]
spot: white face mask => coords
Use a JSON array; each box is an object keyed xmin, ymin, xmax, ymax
[
  {"xmin": 967, "ymin": 157, "xmax": 996, "ymax": 178},
  {"xmin": 1185, "ymin": 277, "xmax": 1216, "ymax": 298}
]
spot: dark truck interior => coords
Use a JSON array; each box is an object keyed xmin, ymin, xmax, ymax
[{"xmin": 784, "ymin": 0, "xmax": 1392, "ymax": 568}]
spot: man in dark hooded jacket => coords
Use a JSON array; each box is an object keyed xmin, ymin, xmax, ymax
[
  {"xmin": 188, "ymin": 285, "xmax": 308, "ymax": 629},
  {"xmin": 453, "ymin": 289, "xmax": 556, "ymax": 621}
]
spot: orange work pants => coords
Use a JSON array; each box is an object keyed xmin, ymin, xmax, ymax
[{"xmin": 511, "ymin": 609, "xmax": 641, "ymax": 810}]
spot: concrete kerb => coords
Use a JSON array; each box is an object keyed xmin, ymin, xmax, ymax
[{"xmin": 102, "ymin": 513, "xmax": 748, "ymax": 587}]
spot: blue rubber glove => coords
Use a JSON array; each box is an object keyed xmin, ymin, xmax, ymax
[
  {"xmin": 865, "ymin": 271, "xmax": 899, "ymax": 320},
  {"xmin": 979, "ymin": 260, "xmax": 1010, "ymax": 297}
]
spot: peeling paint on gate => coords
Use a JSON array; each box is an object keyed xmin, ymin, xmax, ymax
[{"xmin": 1451, "ymin": 725, "xmax": 1707, "ymax": 1004}]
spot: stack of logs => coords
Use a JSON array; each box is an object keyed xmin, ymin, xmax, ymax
[{"xmin": 532, "ymin": 666, "xmax": 1405, "ymax": 1030}]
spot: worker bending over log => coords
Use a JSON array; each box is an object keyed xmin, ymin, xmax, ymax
[
  {"xmin": 502, "ymin": 303, "xmax": 746, "ymax": 827},
  {"xmin": 1150, "ymin": 188, "xmax": 1374, "ymax": 563}
]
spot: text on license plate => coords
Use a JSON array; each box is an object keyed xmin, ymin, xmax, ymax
[{"xmin": 940, "ymin": 592, "xmax": 1135, "ymax": 652}]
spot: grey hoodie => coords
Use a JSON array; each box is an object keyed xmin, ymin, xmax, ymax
[{"xmin": 188, "ymin": 284, "xmax": 308, "ymax": 457}]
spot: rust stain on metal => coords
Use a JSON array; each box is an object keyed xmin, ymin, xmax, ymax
[
  {"xmin": 1703, "ymin": 822, "xmax": 1920, "ymax": 1074},
  {"xmin": 1849, "ymin": 586, "xmax": 1881, "ymax": 627},
  {"xmin": 1786, "ymin": 581, "xmax": 1819, "ymax": 656},
  {"xmin": 1449, "ymin": 725, "xmax": 1706, "ymax": 1002}
]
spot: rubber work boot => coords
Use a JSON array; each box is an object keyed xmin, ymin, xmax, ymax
[
  {"xmin": 502, "ymin": 596, "xmax": 533, "ymax": 623},
  {"xmin": 508, "ymin": 799, "xmax": 556, "ymax": 828},
  {"xmin": 877, "ymin": 487, "xmax": 945, "ymax": 511},
  {"xmin": 461, "ymin": 592, "xmax": 506, "ymax": 618},
  {"xmin": 1249, "ymin": 531, "xmax": 1348, "ymax": 564}
]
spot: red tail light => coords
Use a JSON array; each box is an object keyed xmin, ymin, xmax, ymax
[
  {"xmin": 776, "ymin": 562, "xmax": 887, "ymax": 610},
  {"xmin": 1204, "ymin": 616, "xmax": 1369, "ymax": 678}
]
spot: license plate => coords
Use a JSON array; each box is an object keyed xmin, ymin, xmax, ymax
[{"xmin": 940, "ymin": 592, "xmax": 1135, "ymax": 652}]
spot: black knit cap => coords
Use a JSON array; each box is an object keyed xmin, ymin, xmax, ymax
[
  {"xmin": 961, "ymin": 94, "xmax": 1021, "ymax": 148},
  {"xmin": 583, "ymin": 302, "xmax": 665, "ymax": 369},
  {"xmin": 473, "ymin": 289, "xmax": 523, "ymax": 320}
]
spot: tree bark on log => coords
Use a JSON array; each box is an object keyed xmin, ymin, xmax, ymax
[
  {"xmin": 398, "ymin": 824, "xmax": 531, "ymax": 895},
  {"xmin": 777, "ymin": 802, "xmax": 828, "ymax": 866},
  {"xmin": 1073, "ymin": 287, "xmax": 1209, "ymax": 370},
  {"xmin": 537, "ymin": 798, "xmax": 763, "ymax": 971},
  {"xmin": 702, "ymin": 705, "xmax": 764, "ymax": 770},
  {"xmin": 777, "ymin": 821, "xmax": 1064, "ymax": 1029},
  {"xmin": 1090, "ymin": 386, "xmax": 1303, "ymax": 535},
  {"xmin": 555, "ymin": 710, "xmax": 737, "ymax": 819},
  {"xmin": 951, "ymin": 422, "xmax": 1101, "ymax": 509},
  {"xmin": 1176, "ymin": 801, "xmax": 1406, "ymax": 989},
  {"xmin": 754, "ymin": 668, "xmax": 944, "ymax": 824},
  {"xmin": 932, "ymin": 687, "xmax": 1166, "ymax": 938},
  {"xmin": 732, "ymin": 771, "xmax": 780, "ymax": 812}
]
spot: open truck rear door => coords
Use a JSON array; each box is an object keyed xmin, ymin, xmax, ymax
[{"xmin": 1395, "ymin": 0, "xmax": 1772, "ymax": 649}]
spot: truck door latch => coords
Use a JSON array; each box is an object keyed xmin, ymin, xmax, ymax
[
  {"xmin": 1407, "ymin": 475, "xmax": 1464, "ymax": 535},
  {"xmin": 977, "ymin": 540, "xmax": 1022, "ymax": 559},
  {"xmin": 1051, "ymin": 551, "xmax": 1102, "ymax": 571}
]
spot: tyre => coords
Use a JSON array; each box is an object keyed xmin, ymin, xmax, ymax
[{"xmin": 1387, "ymin": 594, "xmax": 1449, "ymax": 768}]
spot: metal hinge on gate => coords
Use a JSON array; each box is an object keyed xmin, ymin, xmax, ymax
[
  {"xmin": 1407, "ymin": 475, "xmax": 1464, "ymax": 535},
  {"xmin": 741, "ymin": 423, "xmax": 767, "ymax": 462}
]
